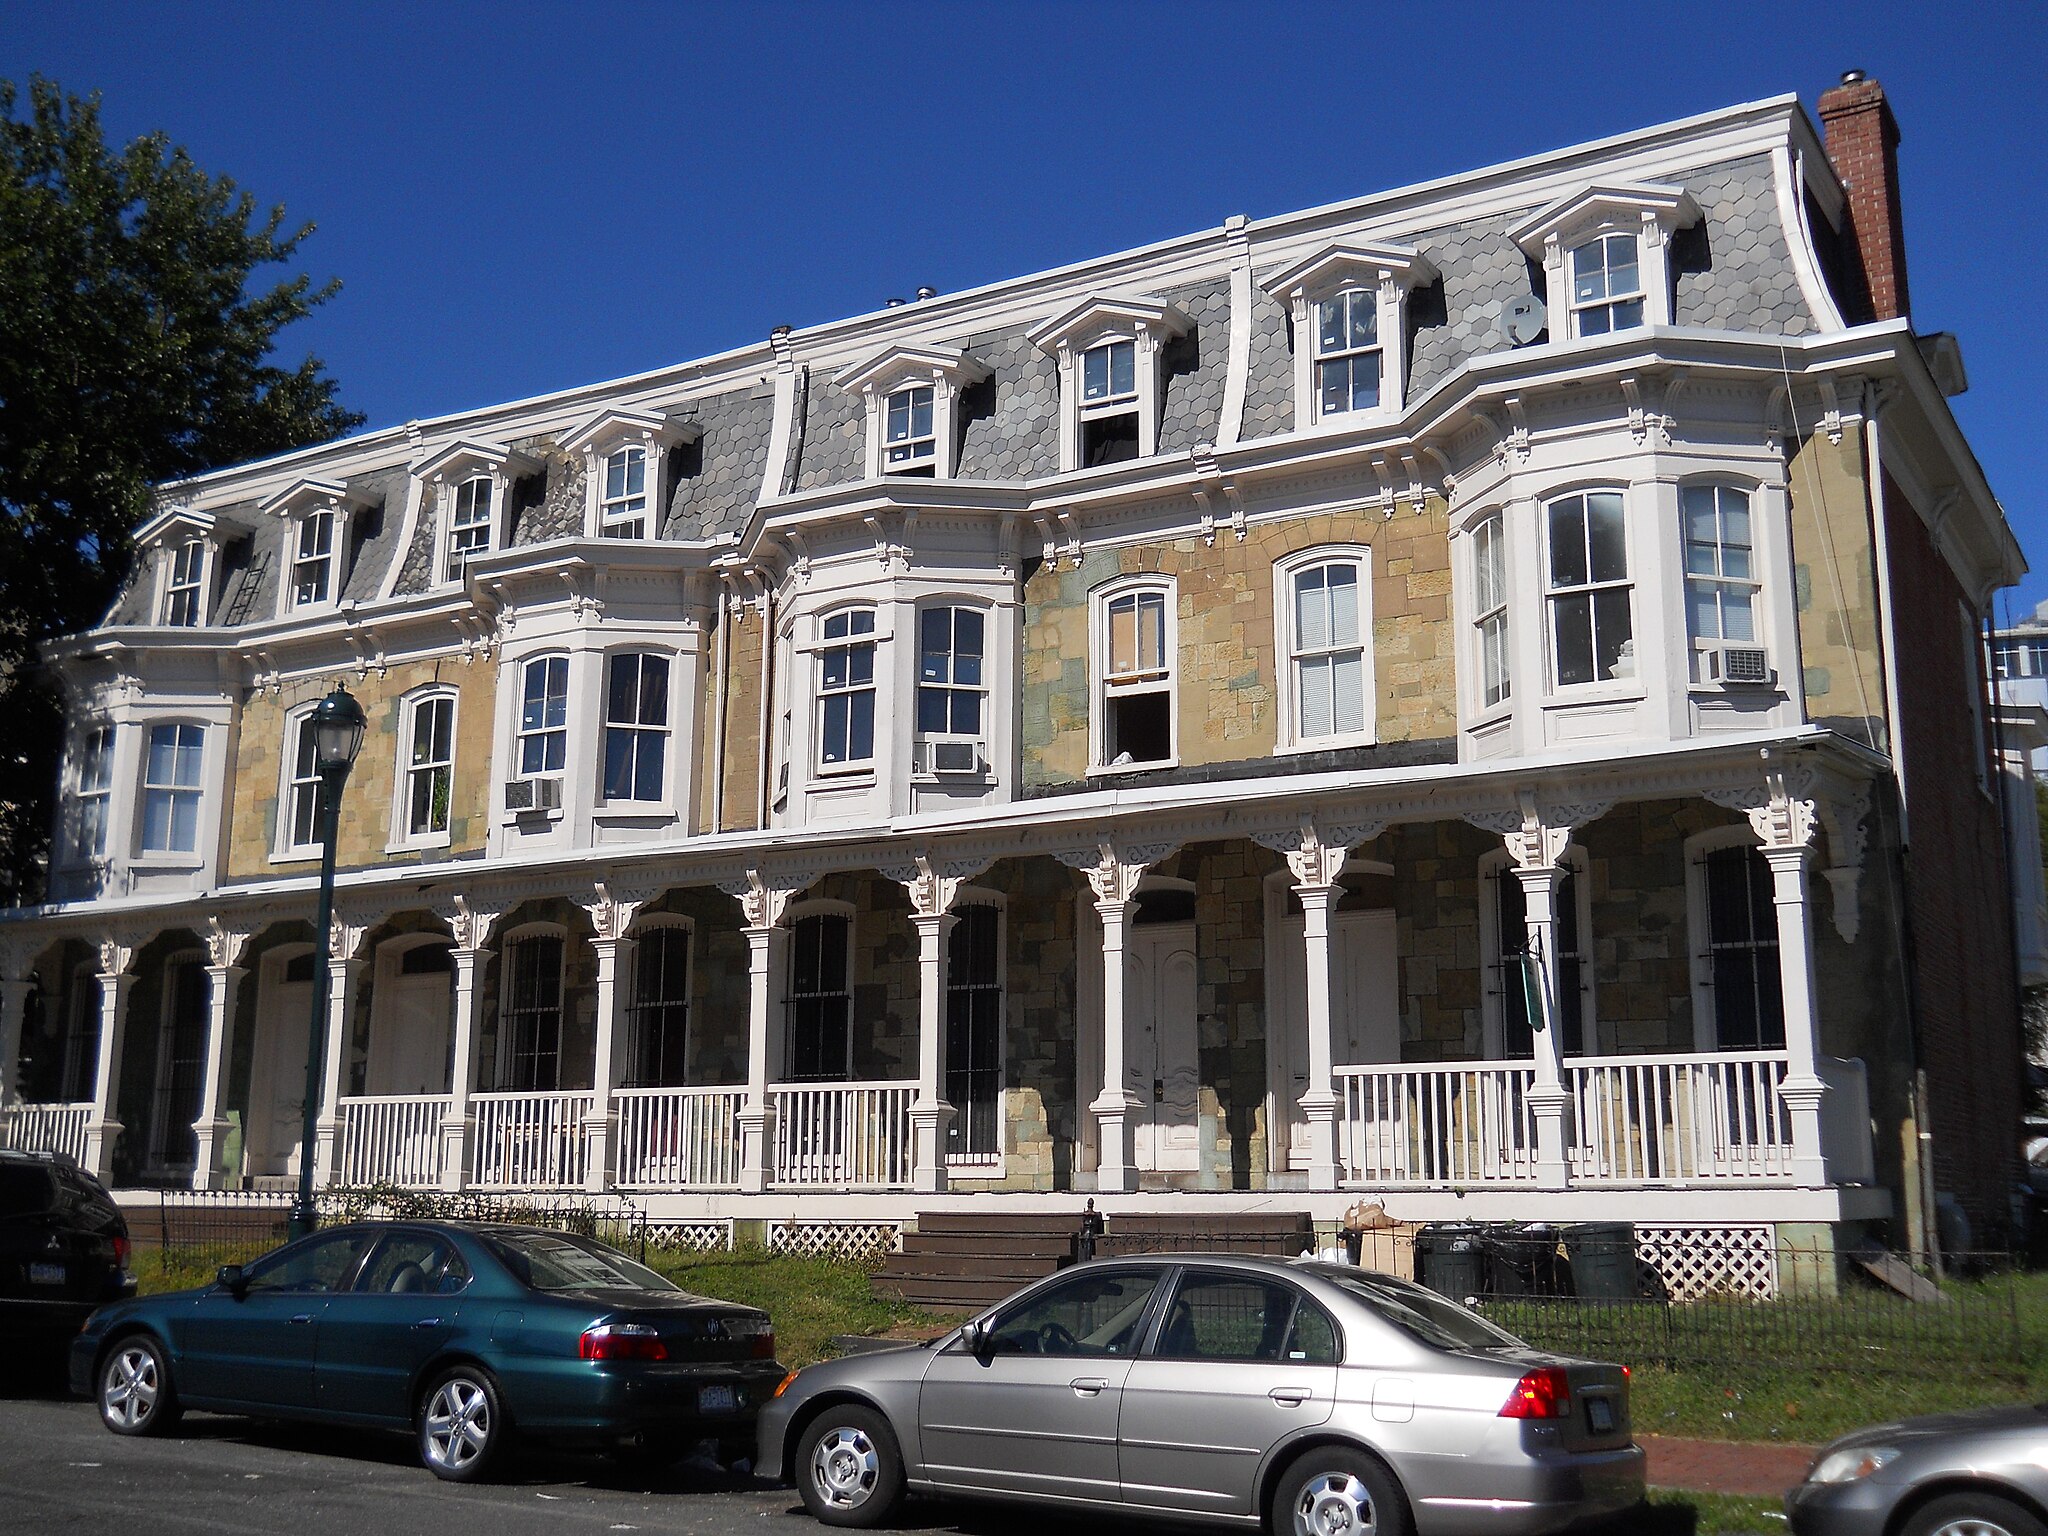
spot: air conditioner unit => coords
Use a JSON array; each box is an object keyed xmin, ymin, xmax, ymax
[
  {"xmin": 915, "ymin": 739, "xmax": 984, "ymax": 775},
  {"xmin": 1703, "ymin": 644, "xmax": 1774, "ymax": 686},
  {"xmin": 504, "ymin": 777, "xmax": 563, "ymax": 812}
]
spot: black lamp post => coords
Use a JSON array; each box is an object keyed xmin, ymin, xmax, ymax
[{"xmin": 289, "ymin": 683, "xmax": 367, "ymax": 1240}]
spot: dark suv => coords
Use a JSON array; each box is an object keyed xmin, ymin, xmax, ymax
[{"xmin": 0, "ymin": 1152, "xmax": 134, "ymax": 1355}]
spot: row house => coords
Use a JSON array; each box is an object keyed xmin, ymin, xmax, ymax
[{"xmin": 0, "ymin": 76, "xmax": 2025, "ymax": 1257}]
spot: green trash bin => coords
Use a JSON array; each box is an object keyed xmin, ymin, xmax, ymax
[
  {"xmin": 1561, "ymin": 1221, "xmax": 1637, "ymax": 1299},
  {"xmin": 1417, "ymin": 1222, "xmax": 1491, "ymax": 1304}
]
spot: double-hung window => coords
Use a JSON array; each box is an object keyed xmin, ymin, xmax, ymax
[
  {"xmin": 1289, "ymin": 559, "xmax": 1368, "ymax": 744},
  {"xmin": 403, "ymin": 694, "xmax": 456, "ymax": 840},
  {"xmin": 917, "ymin": 607, "xmax": 984, "ymax": 738},
  {"xmin": 1703, "ymin": 845, "xmax": 1785, "ymax": 1050},
  {"xmin": 1546, "ymin": 491, "xmax": 1633, "ymax": 687},
  {"xmin": 884, "ymin": 385, "xmax": 935, "ymax": 474},
  {"xmin": 1079, "ymin": 339, "xmax": 1139, "ymax": 466},
  {"xmin": 945, "ymin": 903, "xmax": 1003, "ymax": 1159},
  {"xmin": 1472, "ymin": 515, "xmax": 1511, "ymax": 708},
  {"xmin": 499, "ymin": 934, "xmax": 564, "ymax": 1091},
  {"xmin": 292, "ymin": 511, "xmax": 336, "ymax": 607},
  {"xmin": 626, "ymin": 925, "xmax": 691, "ymax": 1087},
  {"xmin": 518, "ymin": 656, "xmax": 569, "ymax": 778},
  {"xmin": 140, "ymin": 723, "xmax": 204, "ymax": 855},
  {"xmin": 447, "ymin": 475, "xmax": 494, "ymax": 580},
  {"xmin": 282, "ymin": 712, "xmax": 323, "ymax": 853},
  {"xmin": 75, "ymin": 726, "xmax": 114, "ymax": 858},
  {"xmin": 602, "ymin": 652, "xmax": 669, "ymax": 802},
  {"xmin": 786, "ymin": 912, "xmax": 853, "ymax": 1081},
  {"xmin": 1101, "ymin": 585, "xmax": 1172, "ymax": 765},
  {"xmin": 818, "ymin": 610, "xmax": 876, "ymax": 772},
  {"xmin": 163, "ymin": 540, "xmax": 205, "ymax": 626},
  {"xmin": 1569, "ymin": 233, "xmax": 1645, "ymax": 337},
  {"xmin": 1314, "ymin": 289, "xmax": 1382, "ymax": 417},
  {"xmin": 1683, "ymin": 484, "xmax": 1760, "ymax": 663},
  {"xmin": 600, "ymin": 447, "xmax": 648, "ymax": 538}
]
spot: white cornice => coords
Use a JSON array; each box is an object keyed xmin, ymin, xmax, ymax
[
  {"xmin": 1508, "ymin": 181, "xmax": 1702, "ymax": 256},
  {"xmin": 1258, "ymin": 242, "xmax": 1438, "ymax": 299},
  {"xmin": 412, "ymin": 438, "xmax": 541, "ymax": 484},
  {"xmin": 257, "ymin": 477, "xmax": 369, "ymax": 520},
  {"xmin": 832, "ymin": 343, "xmax": 989, "ymax": 397},
  {"xmin": 557, "ymin": 406, "xmax": 699, "ymax": 458},
  {"xmin": 1026, "ymin": 294, "xmax": 1192, "ymax": 354}
]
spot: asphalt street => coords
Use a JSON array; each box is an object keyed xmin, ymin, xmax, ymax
[{"xmin": 0, "ymin": 1365, "xmax": 1103, "ymax": 1536}]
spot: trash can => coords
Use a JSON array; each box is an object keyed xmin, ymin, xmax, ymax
[
  {"xmin": 1417, "ymin": 1222, "xmax": 1491, "ymax": 1303},
  {"xmin": 1561, "ymin": 1221, "xmax": 1637, "ymax": 1299},
  {"xmin": 1488, "ymin": 1223, "xmax": 1567, "ymax": 1296}
]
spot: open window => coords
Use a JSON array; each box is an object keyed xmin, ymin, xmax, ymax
[
  {"xmin": 1094, "ymin": 579, "xmax": 1175, "ymax": 769},
  {"xmin": 1028, "ymin": 296, "xmax": 1189, "ymax": 471}
]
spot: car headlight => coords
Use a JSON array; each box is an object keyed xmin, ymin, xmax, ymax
[{"xmin": 1808, "ymin": 1446, "xmax": 1901, "ymax": 1484}]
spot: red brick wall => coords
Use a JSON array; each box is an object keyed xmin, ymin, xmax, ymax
[
  {"xmin": 1883, "ymin": 469, "xmax": 2020, "ymax": 1237},
  {"xmin": 1818, "ymin": 75, "xmax": 1912, "ymax": 324}
]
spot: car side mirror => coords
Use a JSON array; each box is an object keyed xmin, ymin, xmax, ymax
[
  {"xmin": 217, "ymin": 1264, "xmax": 247, "ymax": 1298},
  {"xmin": 957, "ymin": 1319, "xmax": 990, "ymax": 1358}
]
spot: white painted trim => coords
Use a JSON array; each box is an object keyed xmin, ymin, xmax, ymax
[
  {"xmin": 386, "ymin": 685, "xmax": 461, "ymax": 854},
  {"xmin": 1088, "ymin": 574, "xmax": 1179, "ymax": 773},
  {"xmin": 1477, "ymin": 846, "xmax": 1595, "ymax": 1057},
  {"xmin": 1273, "ymin": 544, "xmax": 1377, "ymax": 752}
]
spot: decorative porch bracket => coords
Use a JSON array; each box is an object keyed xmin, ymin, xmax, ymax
[
  {"xmin": 434, "ymin": 895, "xmax": 500, "ymax": 1192},
  {"xmin": 189, "ymin": 920, "xmax": 251, "ymax": 1190},
  {"xmin": 575, "ymin": 880, "xmax": 651, "ymax": 1194},
  {"xmin": 312, "ymin": 913, "xmax": 373, "ymax": 1189},
  {"xmin": 1056, "ymin": 839, "xmax": 1180, "ymax": 1195},
  {"xmin": 83, "ymin": 936, "xmax": 138, "ymax": 1182},
  {"xmin": 717, "ymin": 869, "xmax": 814, "ymax": 1192},
  {"xmin": 879, "ymin": 852, "xmax": 993, "ymax": 1194},
  {"xmin": 1251, "ymin": 816, "xmax": 1384, "ymax": 1192},
  {"xmin": 1464, "ymin": 793, "xmax": 1611, "ymax": 1190}
]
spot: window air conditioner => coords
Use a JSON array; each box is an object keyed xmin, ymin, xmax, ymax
[
  {"xmin": 914, "ymin": 739, "xmax": 984, "ymax": 775},
  {"xmin": 504, "ymin": 777, "xmax": 563, "ymax": 812},
  {"xmin": 1703, "ymin": 644, "xmax": 1774, "ymax": 686}
]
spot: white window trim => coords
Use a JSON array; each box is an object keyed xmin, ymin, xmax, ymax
[
  {"xmin": 1476, "ymin": 846, "xmax": 1596, "ymax": 1058},
  {"xmin": 155, "ymin": 536, "xmax": 213, "ymax": 627},
  {"xmin": 67, "ymin": 722, "xmax": 116, "ymax": 867},
  {"xmin": 1680, "ymin": 478, "xmax": 1773, "ymax": 688},
  {"xmin": 622, "ymin": 913, "xmax": 694, "ymax": 1088},
  {"xmin": 561, "ymin": 409, "xmax": 695, "ymax": 540},
  {"xmin": 912, "ymin": 599, "xmax": 993, "ymax": 781},
  {"xmin": 1509, "ymin": 181, "xmax": 1701, "ymax": 342},
  {"xmin": 512, "ymin": 652, "xmax": 572, "ymax": 790},
  {"xmin": 1259, "ymin": 242, "xmax": 1436, "ymax": 430},
  {"xmin": 413, "ymin": 440, "xmax": 540, "ymax": 591},
  {"xmin": 1027, "ymin": 296, "xmax": 1189, "ymax": 472},
  {"xmin": 387, "ymin": 685, "xmax": 460, "ymax": 852},
  {"xmin": 1089, "ymin": 575, "xmax": 1179, "ymax": 773},
  {"xmin": 1273, "ymin": 545, "xmax": 1376, "ymax": 752},
  {"xmin": 271, "ymin": 702, "xmax": 327, "ymax": 863},
  {"xmin": 598, "ymin": 647, "xmax": 676, "ymax": 811},
  {"xmin": 943, "ymin": 890, "xmax": 1007, "ymax": 1169},
  {"xmin": 135, "ymin": 719, "xmax": 209, "ymax": 866},
  {"xmin": 1683, "ymin": 825, "xmax": 1778, "ymax": 1054},
  {"xmin": 1470, "ymin": 512, "xmax": 1512, "ymax": 716},
  {"xmin": 258, "ymin": 478, "xmax": 367, "ymax": 619},
  {"xmin": 1542, "ymin": 485, "xmax": 1640, "ymax": 697},
  {"xmin": 781, "ymin": 899, "xmax": 857, "ymax": 1083},
  {"xmin": 812, "ymin": 605, "xmax": 882, "ymax": 784},
  {"xmin": 835, "ymin": 345, "xmax": 988, "ymax": 480}
]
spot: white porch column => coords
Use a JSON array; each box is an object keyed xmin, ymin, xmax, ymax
[
  {"xmin": 312, "ymin": 919, "xmax": 366, "ymax": 1188},
  {"xmin": 1762, "ymin": 844, "xmax": 1830, "ymax": 1186},
  {"xmin": 883, "ymin": 854, "xmax": 987, "ymax": 1195},
  {"xmin": 725, "ymin": 872, "xmax": 801, "ymax": 1194},
  {"xmin": 439, "ymin": 898, "xmax": 497, "ymax": 1191},
  {"xmin": 585, "ymin": 934, "xmax": 628, "ymax": 1193},
  {"xmin": 0, "ymin": 942, "xmax": 32, "ymax": 1107},
  {"xmin": 189, "ymin": 921, "xmax": 250, "ymax": 1190},
  {"xmin": 82, "ymin": 939, "xmax": 137, "ymax": 1182}
]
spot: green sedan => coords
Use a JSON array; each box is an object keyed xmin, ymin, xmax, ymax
[{"xmin": 68, "ymin": 1220, "xmax": 785, "ymax": 1481}]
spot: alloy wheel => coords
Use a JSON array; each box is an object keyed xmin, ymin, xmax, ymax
[
  {"xmin": 422, "ymin": 1377, "xmax": 492, "ymax": 1472},
  {"xmin": 1927, "ymin": 1522, "xmax": 2021, "ymax": 1536},
  {"xmin": 810, "ymin": 1425, "xmax": 879, "ymax": 1510},
  {"xmin": 1293, "ymin": 1470, "xmax": 1378, "ymax": 1536},
  {"xmin": 101, "ymin": 1345, "xmax": 160, "ymax": 1431}
]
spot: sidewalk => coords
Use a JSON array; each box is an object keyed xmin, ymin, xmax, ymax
[{"xmin": 1642, "ymin": 1434, "xmax": 1817, "ymax": 1498}]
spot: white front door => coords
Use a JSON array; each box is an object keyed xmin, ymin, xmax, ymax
[
  {"xmin": 246, "ymin": 958, "xmax": 313, "ymax": 1178},
  {"xmin": 1128, "ymin": 923, "xmax": 1200, "ymax": 1172},
  {"xmin": 366, "ymin": 975, "xmax": 453, "ymax": 1096},
  {"xmin": 1270, "ymin": 909, "xmax": 1398, "ymax": 1170}
]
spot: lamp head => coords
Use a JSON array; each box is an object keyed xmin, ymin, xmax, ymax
[{"xmin": 311, "ymin": 684, "xmax": 367, "ymax": 773}]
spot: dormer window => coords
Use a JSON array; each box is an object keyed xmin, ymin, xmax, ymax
[
  {"xmin": 601, "ymin": 446, "xmax": 648, "ymax": 537},
  {"xmin": 1261, "ymin": 243, "xmax": 1436, "ymax": 429},
  {"xmin": 292, "ymin": 509, "xmax": 335, "ymax": 607},
  {"xmin": 447, "ymin": 474, "xmax": 494, "ymax": 579},
  {"xmin": 1028, "ymin": 296, "xmax": 1189, "ymax": 472},
  {"xmin": 1570, "ymin": 233, "xmax": 1644, "ymax": 336},
  {"xmin": 884, "ymin": 386, "xmax": 936, "ymax": 474},
  {"xmin": 835, "ymin": 345, "xmax": 986, "ymax": 480},
  {"xmin": 1510, "ymin": 182, "xmax": 1700, "ymax": 342},
  {"xmin": 163, "ymin": 539, "xmax": 206, "ymax": 626}
]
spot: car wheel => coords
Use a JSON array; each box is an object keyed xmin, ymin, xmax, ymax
[
  {"xmin": 1903, "ymin": 1493, "xmax": 2048, "ymax": 1536},
  {"xmin": 795, "ymin": 1404, "xmax": 905, "ymax": 1528},
  {"xmin": 417, "ymin": 1366, "xmax": 505, "ymax": 1483},
  {"xmin": 98, "ymin": 1335, "xmax": 181, "ymax": 1437},
  {"xmin": 1273, "ymin": 1446, "xmax": 1410, "ymax": 1536}
]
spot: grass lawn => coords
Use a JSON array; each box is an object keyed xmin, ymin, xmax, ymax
[{"xmin": 1642, "ymin": 1491, "xmax": 1789, "ymax": 1534}]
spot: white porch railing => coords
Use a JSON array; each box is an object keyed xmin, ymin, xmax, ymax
[
  {"xmin": 1337, "ymin": 1063, "xmax": 1540, "ymax": 1185},
  {"xmin": 337, "ymin": 1094, "xmax": 451, "ymax": 1188},
  {"xmin": 0, "ymin": 1101, "xmax": 92, "ymax": 1163},
  {"xmin": 613, "ymin": 1087, "xmax": 745, "ymax": 1190},
  {"xmin": 470, "ymin": 1091, "xmax": 593, "ymax": 1189},
  {"xmin": 1567, "ymin": 1051, "xmax": 1792, "ymax": 1183},
  {"xmin": 770, "ymin": 1081, "xmax": 914, "ymax": 1189}
]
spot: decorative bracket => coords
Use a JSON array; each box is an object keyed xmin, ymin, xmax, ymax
[
  {"xmin": 1465, "ymin": 790, "xmax": 1611, "ymax": 870},
  {"xmin": 717, "ymin": 868, "xmax": 813, "ymax": 930},
  {"xmin": 1190, "ymin": 447, "xmax": 1246, "ymax": 546},
  {"xmin": 97, "ymin": 937, "xmax": 137, "ymax": 979},
  {"xmin": 1251, "ymin": 814, "xmax": 1385, "ymax": 888},
  {"xmin": 579, "ymin": 879, "xmax": 652, "ymax": 943},
  {"xmin": 1055, "ymin": 840, "xmax": 1180, "ymax": 906},
  {"xmin": 878, "ymin": 851, "xmax": 992, "ymax": 919},
  {"xmin": 204, "ymin": 918, "xmax": 250, "ymax": 972},
  {"xmin": 436, "ymin": 894, "xmax": 500, "ymax": 952}
]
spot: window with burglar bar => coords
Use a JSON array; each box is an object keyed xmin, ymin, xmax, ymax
[
  {"xmin": 603, "ymin": 652, "xmax": 669, "ymax": 802},
  {"xmin": 818, "ymin": 610, "xmax": 876, "ymax": 771},
  {"xmin": 625, "ymin": 925, "xmax": 690, "ymax": 1087},
  {"xmin": 1491, "ymin": 863, "xmax": 1587, "ymax": 1058},
  {"xmin": 499, "ymin": 934, "xmax": 564, "ymax": 1091},
  {"xmin": 1703, "ymin": 846, "xmax": 1784, "ymax": 1051},
  {"xmin": 786, "ymin": 913, "xmax": 853, "ymax": 1081},
  {"xmin": 946, "ymin": 904, "xmax": 1002, "ymax": 1158}
]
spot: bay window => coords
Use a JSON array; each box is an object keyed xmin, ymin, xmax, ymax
[
  {"xmin": 140, "ymin": 723, "xmax": 204, "ymax": 855},
  {"xmin": 1473, "ymin": 515, "xmax": 1511, "ymax": 708},
  {"xmin": 1546, "ymin": 490, "xmax": 1634, "ymax": 688},
  {"xmin": 818, "ymin": 610, "xmax": 876, "ymax": 772},
  {"xmin": 1683, "ymin": 483, "xmax": 1761, "ymax": 669},
  {"xmin": 518, "ymin": 656, "xmax": 569, "ymax": 777},
  {"xmin": 917, "ymin": 607, "xmax": 984, "ymax": 738},
  {"xmin": 74, "ymin": 725, "xmax": 114, "ymax": 859},
  {"xmin": 603, "ymin": 651, "xmax": 669, "ymax": 802}
]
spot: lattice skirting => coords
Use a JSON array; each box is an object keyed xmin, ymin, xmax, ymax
[
  {"xmin": 767, "ymin": 1220, "xmax": 903, "ymax": 1263},
  {"xmin": 1635, "ymin": 1225, "xmax": 1779, "ymax": 1300},
  {"xmin": 641, "ymin": 1219, "xmax": 735, "ymax": 1254}
]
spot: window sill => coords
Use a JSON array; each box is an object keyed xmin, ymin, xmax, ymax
[
  {"xmin": 593, "ymin": 807, "xmax": 678, "ymax": 826},
  {"xmin": 267, "ymin": 848, "xmax": 322, "ymax": 867},
  {"xmin": 1465, "ymin": 702, "xmax": 1514, "ymax": 732},
  {"xmin": 384, "ymin": 833, "xmax": 453, "ymax": 855},
  {"xmin": 132, "ymin": 852, "xmax": 204, "ymax": 872},
  {"xmin": 1541, "ymin": 682, "xmax": 1647, "ymax": 708},
  {"xmin": 807, "ymin": 771, "xmax": 878, "ymax": 793},
  {"xmin": 1086, "ymin": 756, "xmax": 1180, "ymax": 778},
  {"xmin": 499, "ymin": 808, "xmax": 565, "ymax": 829},
  {"xmin": 1303, "ymin": 404, "xmax": 1400, "ymax": 435},
  {"xmin": 1276, "ymin": 731, "xmax": 1378, "ymax": 756}
]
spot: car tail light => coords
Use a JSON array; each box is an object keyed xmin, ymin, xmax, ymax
[
  {"xmin": 579, "ymin": 1323, "xmax": 668, "ymax": 1362},
  {"xmin": 113, "ymin": 1235, "xmax": 130, "ymax": 1269},
  {"xmin": 724, "ymin": 1315, "xmax": 777, "ymax": 1359},
  {"xmin": 1499, "ymin": 1366, "xmax": 1572, "ymax": 1419}
]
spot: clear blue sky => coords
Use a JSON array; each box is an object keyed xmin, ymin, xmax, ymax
[{"xmin": 9, "ymin": 2, "xmax": 2046, "ymax": 609}]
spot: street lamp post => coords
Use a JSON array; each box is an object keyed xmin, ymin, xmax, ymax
[{"xmin": 289, "ymin": 684, "xmax": 367, "ymax": 1241}]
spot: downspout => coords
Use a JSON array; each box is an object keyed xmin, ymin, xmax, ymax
[
  {"xmin": 710, "ymin": 580, "xmax": 731, "ymax": 833},
  {"xmin": 755, "ymin": 580, "xmax": 776, "ymax": 830}
]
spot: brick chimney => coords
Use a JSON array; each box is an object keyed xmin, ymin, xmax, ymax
[{"xmin": 1817, "ymin": 69, "xmax": 1911, "ymax": 323}]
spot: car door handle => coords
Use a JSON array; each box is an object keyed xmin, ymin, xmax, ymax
[
  {"xmin": 1269, "ymin": 1387, "xmax": 1312, "ymax": 1406},
  {"xmin": 1070, "ymin": 1378, "xmax": 1107, "ymax": 1397},
  {"xmin": 288, "ymin": 1314, "xmax": 314, "ymax": 1325},
  {"xmin": 409, "ymin": 1317, "xmax": 444, "ymax": 1329}
]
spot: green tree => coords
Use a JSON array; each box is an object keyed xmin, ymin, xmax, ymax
[{"xmin": 0, "ymin": 76, "xmax": 361, "ymax": 901}]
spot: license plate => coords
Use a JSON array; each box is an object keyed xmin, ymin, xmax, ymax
[
  {"xmin": 1587, "ymin": 1396, "xmax": 1615, "ymax": 1433},
  {"xmin": 27, "ymin": 1263, "xmax": 65, "ymax": 1286},
  {"xmin": 698, "ymin": 1384, "xmax": 737, "ymax": 1415}
]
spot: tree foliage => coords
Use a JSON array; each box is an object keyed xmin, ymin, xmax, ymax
[{"xmin": 0, "ymin": 76, "xmax": 362, "ymax": 901}]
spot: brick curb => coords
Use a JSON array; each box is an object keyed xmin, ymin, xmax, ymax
[{"xmin": 1641, "ymin": 1434, "xmax": 1818, "ymax": 1499}]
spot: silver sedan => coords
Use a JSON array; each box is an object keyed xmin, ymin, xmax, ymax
[
  {"xmin": 757, "ymin": 1254, "xmax": 1643, "ymax": 1535},
  {"xmin": 1787, "ymin": 1403, "xmax": 2048, "ymax": 1536}
]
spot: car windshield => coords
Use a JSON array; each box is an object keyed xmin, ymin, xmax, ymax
[
  {"xmin": 0, "ymin": 1165, "xmax": 57, "ymax": 1219},
  {"xmin": 486, "ymin": 1231, "xmax": 678, "ymax": 1294},
  {"xmin": 1315, "ymin": 1267, "xmax": 1527, "ymax": 1353}
]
